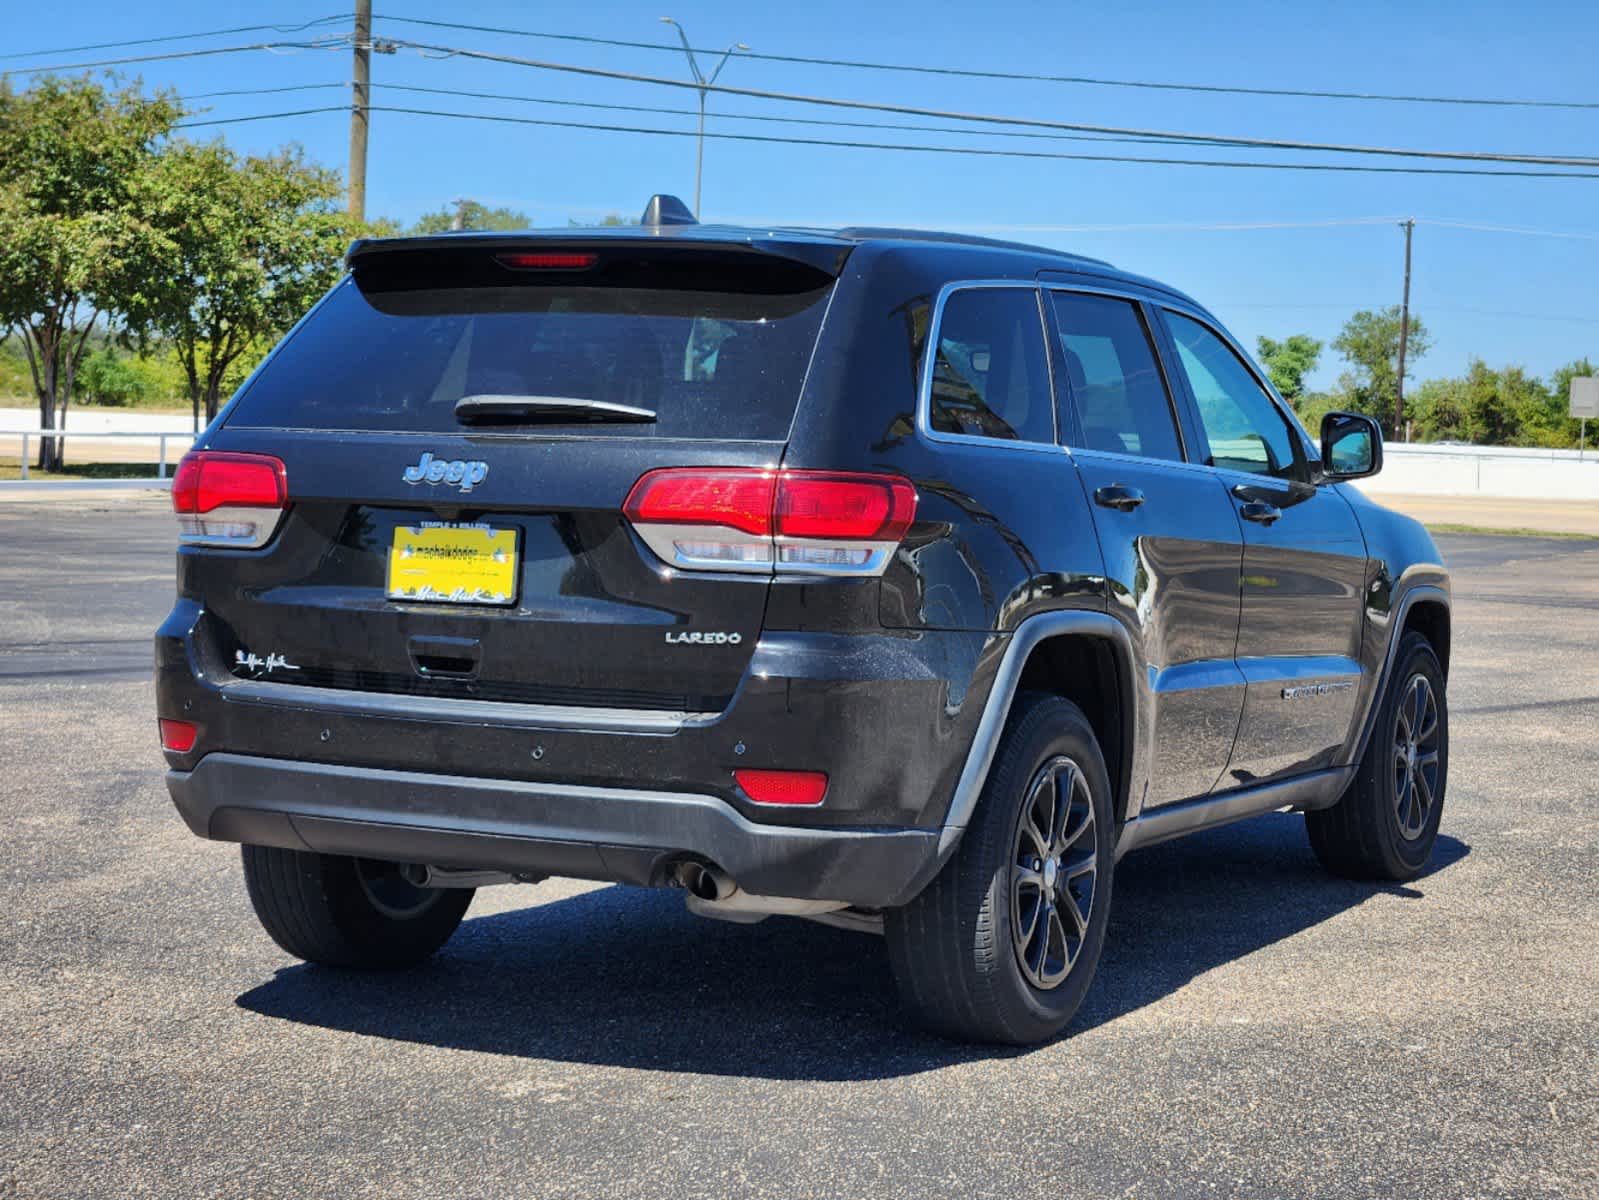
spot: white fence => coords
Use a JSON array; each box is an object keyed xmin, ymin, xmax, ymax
[
  {"xmin": 4, "ymin": 429, "xmax": 196, "ymax": 480},
  {"xmin": 2, "ymin": 424, "xmax": 1596, "ymax": 501},
  {"xmin": 1354, "ymin": 442, "xmax": 1599, "ymax": 501}
]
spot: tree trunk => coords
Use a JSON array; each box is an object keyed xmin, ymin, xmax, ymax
[
  {"xmin": 26, "ymin": 327, "xmax": 61, "ymax": 473},
  {"xmin": 180, "ymin": 348, "xmax": 202, "ymax": 435},
  {"xmin": 57, "ymin": 312, "xmax": 99, "ymax": 471},
  {"xmin": 203, "ymin": 329, "xmax": 239, "ymax": 424}
]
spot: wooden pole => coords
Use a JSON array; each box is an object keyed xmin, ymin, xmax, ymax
[
  {"xmin": 348, "ymin": 0, "xmax": 371, "ymax": 221},
  {"xmin": 1394, "ymin": 218, "xmax": 1415, "ymax": 437}
]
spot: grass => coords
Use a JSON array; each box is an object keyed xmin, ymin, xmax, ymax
[
  {"xmin": 0, "ymin": 459, "xmax": 165, "ymax": 481},
  {"xmin": 1426, "ymin": 522, "xmax": 1599, "ymax": 540}
]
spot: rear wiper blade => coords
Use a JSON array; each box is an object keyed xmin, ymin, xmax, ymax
[{"xmin": 454, "ymin": 394, "xmax": 657, "ymax": 424}]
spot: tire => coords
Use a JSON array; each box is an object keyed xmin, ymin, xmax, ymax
[
  {"xmin": 1306, "ymin": 632, "xmax": 1448, "ymax": 881},
  {"xmin": 886, "ymin": 692, "xmax": 1115, "ymax": 1045},
  {"xmin": 241, "ymin": 846, "xmax": 474, "ymax": 968}
]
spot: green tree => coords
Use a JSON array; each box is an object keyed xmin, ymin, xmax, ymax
[
  {"xmin": 1254, "ymin": 334, "xmax": 1322, "ymax": 402},
  {"xmin": 410, "ymin": 199, "xmax": 531, "ymax": 234},
  {"xmin": 77, "ymin": 345, "xmax": 152, "ymax": 406},
  {"xmin": 127, "ymin": 141, "xmax": 356, "ymax": 426},
  {"xmin": 1332, "ymin": 306, "xmax": 1432, "ymax": 434},
  {"xmin": 1545, "ymin": 359, "xmax": 1598, "ymax": 448},
  {"xmin": 0, "ymin": 76, "xmax": 181, "ymax": 468},
  {"xmin": 1407, "ymin": 360, "xmax": 1555, "ymax": 446},
  {"xmin": 1405, "ymin": 376, "xmax": 1469, "ymax": 442}
]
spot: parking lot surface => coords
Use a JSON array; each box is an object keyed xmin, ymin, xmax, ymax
[{"xmin": 2, "ymin": 497, "xmax": 1596, "ymax": 1199}]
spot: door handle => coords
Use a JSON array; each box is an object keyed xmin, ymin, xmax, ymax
[
  {"xmin": 1237, "ymin": 500, "xmax": 1282, "ymax": 526},
  {"xmin": 1094, "ymin": 484, "xmax": 1145, "ymax": 512}
]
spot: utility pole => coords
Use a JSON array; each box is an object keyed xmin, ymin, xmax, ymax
[
  {"xmin": 1394, "ymin": 218, "xmax": 1415, "ymax": 438},
  {"xmin": 451, "ymin": 197, "xmax": 468, "ymax": 231},
  {"xmin": 659, "ymin": 18, "xmax": 749, "ymax": 218},
  {"xmin": 348, "ymin": 0, "xmax": 372, "ymax": 221}
]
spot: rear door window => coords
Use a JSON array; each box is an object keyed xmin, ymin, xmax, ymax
[
  {"xmin": 224, "ymin": 249, "xmax": 835, "ymax": 441},
  {"xmin": 1048, "ymin": 291, "xmax": 1184, "ymax": 462},
  {"xmin": 927, "ymin": 287, "xmax": 1054, "ymax": 444}
]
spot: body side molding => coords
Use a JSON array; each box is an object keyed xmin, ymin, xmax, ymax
[{"xmin": 1114, "ymin": 766, "xmax": 1353, "ymax": 859}]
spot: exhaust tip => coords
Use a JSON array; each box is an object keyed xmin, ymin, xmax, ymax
[{"xmin": 676, "ymin": 861, "xmax": 734, "ymax": 902}]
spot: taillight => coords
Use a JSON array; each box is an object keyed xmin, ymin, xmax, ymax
[
  {"xmin": 623, "ymin": 468, "xmax": 917, "ymax": 576},
  {"xmin": 159, "ymin": 719, "xmax": 199, "ymax": 753},
  {"xmin": 735, "ymin": 768, "xmax": 829, "ymax": 806},
  {"xmin": 171, "ymin": 451, "xmax": 288, "ymax": 549}
]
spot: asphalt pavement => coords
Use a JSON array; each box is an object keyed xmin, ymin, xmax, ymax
[{"xmin": 2, "ymin": 496, "xmax": 1596, "ymax": 1199}]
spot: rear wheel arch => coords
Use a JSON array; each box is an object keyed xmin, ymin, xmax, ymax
[
  {"xmin": 939, "ymin": 612, "xmax": 1140, "ymax": 856},
  {"xmin": 1012, "ymin": 630, "xmax": 1135, "ymax": 828}
]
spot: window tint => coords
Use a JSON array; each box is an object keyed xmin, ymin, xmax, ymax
[
  {"xmin": 928, "ymin": 287, "xmax": 1053, "ymax": 443},
  {"xmin": 1166, "ymin": 312, "xmax": 1304, "ymax": 480},
  {"xmin": 1049, "ymin": 292, "xmax": 1182, "ymax": 462},
  {"xmin": 225, "ymin": 260, "xmax": 832, "ymax": 440}
]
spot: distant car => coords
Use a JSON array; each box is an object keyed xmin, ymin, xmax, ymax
[{"xmin": 156, "ymin": 194, "xmax": 1451, "ymax": 1044}]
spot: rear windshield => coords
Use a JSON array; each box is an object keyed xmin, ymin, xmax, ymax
[{"xmin": 224, "ymin": 247, "xmax": 835, "ymax": 440}]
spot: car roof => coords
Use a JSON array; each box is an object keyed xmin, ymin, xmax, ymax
[{"xmin": 346, "ymin": 214, "xmax": 1209, "ymax": 316}]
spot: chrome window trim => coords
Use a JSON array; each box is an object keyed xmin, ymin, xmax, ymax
[
  {"xmin": 1068, "ymin": 444, "xmax": 1215, "ymax": 478},
  {"xmin": 1041, "ymin": 282, "xmax": 1193, "ymax": 466},
  {"xmin": 915, "ymin": 279, "xmax": 1062, "ymax": 453}
]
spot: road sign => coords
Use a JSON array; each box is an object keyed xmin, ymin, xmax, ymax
[
  {"xmin": 1573, "ymin": 377, "xmax": 1599, "ymax": 461},
  {"xmin": 1572, "ymin": 376, "xmax": 1599, "ymax": 419}
]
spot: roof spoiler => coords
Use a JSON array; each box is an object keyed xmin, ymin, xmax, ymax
[{"xmin": 640, "ymin": 193, "xmax": 697, "ymax": 227}]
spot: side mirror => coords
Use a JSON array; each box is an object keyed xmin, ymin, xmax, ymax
[{"xmin": 1319, "ymin": 411, "xmax": 1382, "ymax": 481}]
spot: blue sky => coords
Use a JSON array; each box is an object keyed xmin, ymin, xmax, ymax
[{"xmin": 8, "ymin": 0, "xmax": 1598, "ymax": 391}]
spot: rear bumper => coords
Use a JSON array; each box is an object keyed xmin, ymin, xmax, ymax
[
  {"xmin": 168, "ymin": 753, "xmax": 943, "ymax": 908},
  {"xmin": 156, "ymin": 599, "xmax": 1000, "ymax": 832}
]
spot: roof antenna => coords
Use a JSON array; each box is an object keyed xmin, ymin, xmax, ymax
[{"xmin": 641, "ymin": 194, "xmax": 698, "ymax": 227}]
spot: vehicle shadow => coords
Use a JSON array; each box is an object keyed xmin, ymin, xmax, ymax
[{"xmin": 235, "ymin": 813, "xmax": 1469, "ymax": 1080}]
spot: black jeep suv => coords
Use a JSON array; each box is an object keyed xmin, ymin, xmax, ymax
[{"xmin": 157, "ymin": 195, "xmax": 1450, "ymax": 1044}]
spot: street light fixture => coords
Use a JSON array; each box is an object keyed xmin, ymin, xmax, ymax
[{"xmin": 660, "ymin": 17, "xmax": 748, "ymax": 218}]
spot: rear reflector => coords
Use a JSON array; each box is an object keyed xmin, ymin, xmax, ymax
[
  {"xmin": 159, "ymin": 719, "xmax": 198, "ymax": 753},
  {"xmin": 735, "ymin": 768, "xmax": 829, "ymax": 806},
  {"xmin": 171, "ymin": 451, "xmax": 288, "ymax": 549},
  {"xmin": 495, "ymin": 251, "xmax": 597, "ymax": 270},
  {"xmin": 623, "ymin": 468, "xmax": 916, "ymax": 576}
]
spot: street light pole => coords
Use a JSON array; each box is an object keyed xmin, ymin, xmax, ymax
[{"xmin": 660, "ymin": 17, "xmax": 748, "ymax": 218}]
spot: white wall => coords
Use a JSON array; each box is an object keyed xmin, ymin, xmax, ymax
[{"xmin": 1354, "ymin": 443, "xmax": 1599, "ymax": 501}]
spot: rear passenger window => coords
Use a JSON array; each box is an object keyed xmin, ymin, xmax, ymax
[
  {"xmin": 1049, "ymin": 292, "xmax": 1183, "ymax": 463},
  {"xmin": 927, "ymin": 288, "xmax": 1054, "ymax": 444}
]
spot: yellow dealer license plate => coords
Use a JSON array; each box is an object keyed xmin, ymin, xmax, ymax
[{"xmin": 387, "ymin": 522, "xmax": 519, "ymax": 606}]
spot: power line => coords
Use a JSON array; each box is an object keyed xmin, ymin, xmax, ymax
[
  {"xmin": 174, "ymin": 102, "xmax": 1599, "ymax": 180},
  {"xmin": 1417, "ymin": 218, "xmax": 1599, "ymax": 242},
  {"xmin": 186, "ymin": 82, "xmax": 346, "ymax": 101},
  {"xmin": 175, "ymin": 106, "xmax": 347, "ymax": 129},
  {"xmin": 383, "ymin": 39, "xmax": 1599, "ymax": 169},
  {"xmin": 359, "ymin": 81, "xmax": 1245, "ymax": 149},
  {"xmin": 0, "ymin": 38, "xmax": 347, "ymax": 79},
  {"xmin": 0, "ymin": 15, "xmax": 345, "ymax": 62},
  {"xmin": 376, "ymin": 14, "xmax": 1599, "ymax": 112}
]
